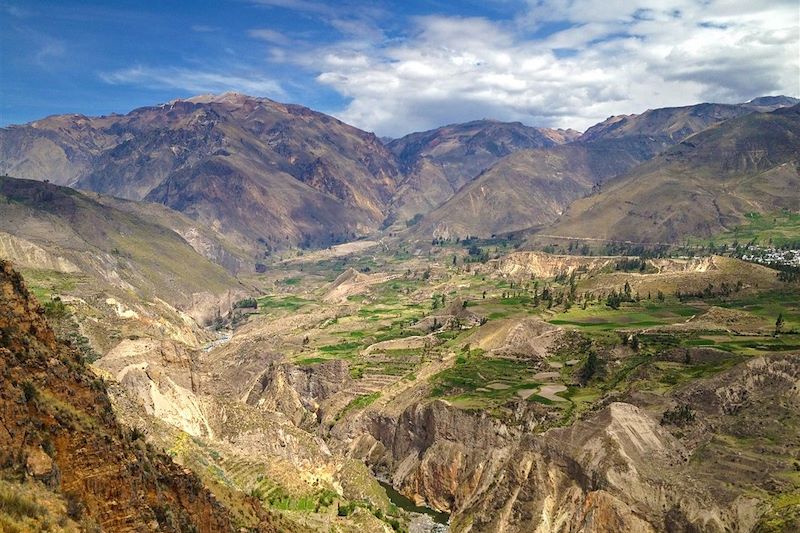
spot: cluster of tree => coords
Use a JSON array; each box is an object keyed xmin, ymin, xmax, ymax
[
  {"xmin": 606, "ymin": 281, "xmax": 635, "ymax": 309},
  {"xmin": 233, "ymin": 297, "xmax": 258, "ymax": 309},
  {"xmin": 431, "ymin": 293, "xmax": 446, "ymax": 310},
  {"xmin": 675, "ymin": 280, "xmax": 742, "ymax": 301},
  {"xmin": 405, "ymin": 213, "xmax": 424, "ymax": 227},
  {"xmin": 466, "ymin": 244, "xmax": 490, "ymax": 263},
  {"xmin": 601, "ymin": 243, "xmax": 671, "ymax": 258},
  {"xmin": 661, "ymin": 404, "xmax": 696, "ymax": 426},
  {"xmin": 614, "ymin": 257, "xmax": 650, "ymax": 272},
  {"xmin": 776, "ymin": 265, "xmax": 800, "ymax": 283},
  {"xmin": 579, "ymin": 351, "xmax": 600, "ymax": 385}
]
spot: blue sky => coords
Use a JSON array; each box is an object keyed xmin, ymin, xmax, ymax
[{"xmin": 1, "ymin": 0, "xmax": 798, "ymax": 136}]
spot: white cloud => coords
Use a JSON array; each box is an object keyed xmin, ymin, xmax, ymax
[
  {"xmin": 248, "ymin": 28, "xmax": 291, "ymax": 45},
  {"xmin": 100, "ymin": 66, "xmax": 284, "ymax": 97},
  {"xmin": 297, "ymin": 1, "xmax": 799, "ymax": 136}
]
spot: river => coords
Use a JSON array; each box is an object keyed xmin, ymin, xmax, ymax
[{"xmin": 378, "ymin": 480, "xmax": 449, "ymax": 532}]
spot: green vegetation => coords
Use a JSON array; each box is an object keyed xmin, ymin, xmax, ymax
[
  {"xmin": 337, "ymin": 392, "xmax": 380, "ymax": 420},
  {"xmin": 756, "ymin": 492, "xmax": 800, "ymax": 532},
  {"xmin": 696, "ymin": 210, "xmax": 800, "ymax": 248},
  {"xmin": 233, "ymin": 297, "xmax": 257, "ymax": 309},
  {"xmin": 661, "ymin": 405, "xmax": 696, "ymax": 426},
  {"xmin": 318, "ymin": 341, "xmax": 362, "ymax": 360},
  {"xmin": 716, "ymin": 290, "xmax": 800, "ymax": 332},
  {"xmin": 17, "ymin": 268, "xmax": 79, "ymax": 304},
  {"xmin": 256, "ymin": 294, "xmax": 310, "ymax": 313},
  {"xmin": 549, "ymin": 299, "xmax": 700, "ymax": 330},
  {"xmin": 431, "ymin": 353, "xmax": 541, "ymax": 409},
  {"xmin": 0, "ymin": 485, "xmax": 46, "ymax": 521}
]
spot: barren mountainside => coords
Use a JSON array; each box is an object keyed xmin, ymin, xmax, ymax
[
  {"xmin": 415, "ymin": 135, "xmax": 671, "ymax": 239},
  {"xmin": 387, "ymin": 120, "xmax": 579, "ymax": 221}
]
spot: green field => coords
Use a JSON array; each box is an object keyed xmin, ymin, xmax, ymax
[
  {"xmin": 548, "ymin": 299, "xmax": 702, "ymax": 330},
  {"xmin": 256, "ymin": 295, "xmax": 311, "ymax": 313},
  {"xmin": 692, "ymin": 210, "xmax": 800, "ymax": 248}
]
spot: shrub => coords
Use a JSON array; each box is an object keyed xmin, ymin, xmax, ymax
[
  {"xmin": 337, "ymin": 501, "xmax": 356, "ymax": 516},
  {"xmin": 43, "ymin": 297, "xmax": 69, "ymax": 318},
  {"xmin": 0, "ymin": 487, "xmax": 46, "ymax": 520},
  {"xmin": 233, "ymin": 297, "xmax": 257, "ymax": 309},
  {"xmin": 21, "ymin": 381, "xmax": 37, "ymax": 403},
  {"xmin": 661, "ymin": 405, "xmax": 696, "ymax": 426}
]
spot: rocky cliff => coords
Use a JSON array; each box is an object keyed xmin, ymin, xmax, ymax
[{"xmin": 329, "ymin": 348, "xmax": 800, "ymax": 532}]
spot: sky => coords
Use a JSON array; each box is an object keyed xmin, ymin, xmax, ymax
[{"xmin": 1, "ymin": 0, "xmax": 798, "ymax": 136}]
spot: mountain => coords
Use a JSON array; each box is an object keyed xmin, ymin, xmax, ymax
[
  {"xmin": 541, "ymin": 104, "xmax": 800, "ymax": 244},
  {"xmin": 386, "ymin": 120, "xmax": 579, "ymax": 222},
  {"xmin": 3, "ymin": 94, "xmax": 796, "ymax": 250},
  {"xmin": 743, "ymin": 95, "xmax": 800, "ymax": 110},
  {"xmin": 0, "ymin": 93, "xmax": 402, "ymax": 251},
  {"xmin": 0, "ymin": 259, "xmax": 285, "ymax": 532},
  {"xmin": 0, "ymin": 175, "xmax": 245, "ymax": 351},
  {"xmin": 413, "ymin": 135, "xmax": 671, "ymax": 239},
  {"xmin": 577, "ymin": 102, "xmax": 755, "ymax": 143},
  {"xmin": 577, "ymin": 98, "xmax": 798, "ymax": 145},
  {"xmin": 410, "ymin": 98, "xmax": 800, "ymax": 240}
]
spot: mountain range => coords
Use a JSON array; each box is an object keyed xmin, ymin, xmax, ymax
[{"xmin": 1, "ymin": 93, "xmax": 798, "ymax": 262}]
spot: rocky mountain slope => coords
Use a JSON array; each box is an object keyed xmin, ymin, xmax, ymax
[
  {"xmin": 577, "ymin": 97, "xmax": 798, "ymax": 143},
  {"xmin": 2, "ymin": 94, "xmax": 796, "ymax": 249},
  {"xmin": 0, "ymin": 259, "xmax": 283, "ymax": 532},
  {"xmin": 386, "ymin": 120, "xmax": 579, "ymax": 221},
  {"xmin": 0, "ymin": 93, "xmax": 401, "ymax": 251},
  {"xmin": 414, "ymin": 135, "xmax": 670, "ymax": 239},
  {"xmin": 542, "ymin": 104, "xmax": 800, "ymax": 244}
]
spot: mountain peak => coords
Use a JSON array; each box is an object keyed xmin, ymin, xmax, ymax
[
  {"xmin": 169, "ymin": 92, "xmax": 275, "ymax": 107},
  {"xmin": 744, "ymin": 95, "xmax": 800, "ymax": 108}
]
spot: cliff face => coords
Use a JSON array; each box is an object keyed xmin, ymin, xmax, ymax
[
  {"xmin": 336, "ymin": 355, "xmax": 800, "ymax": 533},
  {"xmin": 0, "ymin": 260, "xmax": 273, "ymax": 532}
]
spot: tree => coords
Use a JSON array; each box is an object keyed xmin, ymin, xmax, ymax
[
  {"xmin": 580, "ymin": 352, "xmax": 598, "ymax": 384},
  {"xmin": 775, "ymin": 313, "xmax": 784, "ymax": 335}
]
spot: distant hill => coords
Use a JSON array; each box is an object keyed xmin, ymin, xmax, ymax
[
  {"xmin": 743, "ymin": 95, "xmax": 800, "ymax": 110},
  {"xmin": 540, "ymin": 104, "xmax": 800, "ymax": 244},
  {"xmin": 0, "ymin": 176, "xmax": 245, "ymax": 351},
  {"xmin": 577, "ymin": 103, "xmax": 754, "ymax": 143},
  {"xmin": 386, "ymin": 120, "xmax": 579, "ymax": 222},
  {"xmin": 3, "ymin": 93, "xmax": 797, "ymax": 250}
]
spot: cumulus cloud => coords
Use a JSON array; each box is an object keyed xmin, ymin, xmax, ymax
[
  {"xmin": 295, "ymin": 0, "xmax": 799, "ymax": 135},
  {"xmin": 101, "ymin": 66, "xmax": 284, "ymax": 97}
]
